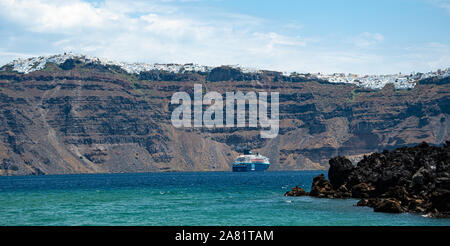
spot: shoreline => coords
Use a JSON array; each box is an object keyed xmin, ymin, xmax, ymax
[{"xmin": 0, "ymin": 169, "xmax": 327, "ymax": 178}]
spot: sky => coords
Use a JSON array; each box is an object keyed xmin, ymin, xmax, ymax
[{"xmin": 0, "ymin": 0, "xmax": 449, "ymax": 74}]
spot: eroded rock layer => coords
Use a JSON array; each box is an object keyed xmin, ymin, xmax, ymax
[{"xmin": 0, "ymin": 59, "xmax": 448, "ymax": 175}]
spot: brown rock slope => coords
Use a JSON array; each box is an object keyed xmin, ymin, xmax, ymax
[{"xmin": 0, "ymin": 59, "xmax": 448, "ymax": 175}]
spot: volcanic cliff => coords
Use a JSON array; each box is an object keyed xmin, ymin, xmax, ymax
[{"xmin": 0, "ymin": 55, "xmax": 448, "ymax": 175}]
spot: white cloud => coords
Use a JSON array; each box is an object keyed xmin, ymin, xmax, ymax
[
  {"xmin": 428, "ymin": 0, "xmax": 450, "ymax": 12},
  {"xmin": 350, "ymin": 32, "xmax": 385, "ymax": 48},
  {"xmin": 253, "ymin": 32, "xmax": 307, "ymax": 48},
  {"xmin": 0, "ymin": 0, "xmax": 313, "ymax": 68},
  {"xmin": 0, "ymin": 0, "xmax": 448, "ymax": 74},
  {"xmin": 0, "ymin": 0, "xmax": 111, "ymax": 32},
  {"xmin": 0, "ymin": 49, "xmax": 39, "ymax": 65},
  {"xmin": 399, "ymin": 42, "xmax": 450, "ymax": 72}
]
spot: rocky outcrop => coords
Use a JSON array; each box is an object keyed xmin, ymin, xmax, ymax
[
  {"xmin": 286, "ymin": 142, "xmax": 450, "ymax": 217},
  {"xmin": 207, "ymin": 66, "xmax": 243, "ymax": 82},
  {"xmin": 372, "ymin": 198, "xmax": 404, "ymax": 213},
  {"xmin": 307, "ymin": 173, "xmax": 352, "ymax": 198},
  {"xmin": 284, "ymin": 186, "xmax": 308, "ymax": 196},
  {"xmin": 328, "ymin": 156, "xmax": 354, "ymax": 188},
  {"xmin": 206, "ymin": 66, "xmax": 261, "ymax": 82},
  {"xmin": 309, "ymin": 174, "xmax": 337, "ymax": 198}
]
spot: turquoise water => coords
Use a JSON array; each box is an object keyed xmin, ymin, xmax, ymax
[{"xmin": 0, "ymin": 171, "xmax": 449, "ymax": 226}]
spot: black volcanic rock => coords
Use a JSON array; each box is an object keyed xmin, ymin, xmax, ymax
[
  {"xmin": 351, "ymin": 182, "xmax": 375, "ymax": 198},
  {"xmin": 284, "ymin": 186, "xmax": 308, "ymax": 196},
  {"xmin": 372, "ymin": 198, "xmax": 404, "ymax": 213},
  {"xmin": 309, "ymin": 174, "xmax": 335, "ymax": 198},
  {"xmin": 286, "ymin": 142, "xmax": 450, "ymax": 218},
  {"xmin": 308, "ymin": 173, "xmax": 352, "ymax": 198},
  {"xmin": 328, "ymin": 156, "xmax": 354, "ymax": 188}
]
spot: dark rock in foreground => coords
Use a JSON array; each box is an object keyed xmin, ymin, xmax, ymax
[
  {"xmin": 284, "ymin": 186, "xmax": 308, "ymax": 196},
  {"xmin": 373, "ymin": 198, "xmax": 404, "ymax": 213},
  {"xmin": 285, "ymin": 142, "xmax": 450, "ymax": 218},
  {"xmin": 328, "ymin": 156, "xmax": 354, "ymax": 188}
]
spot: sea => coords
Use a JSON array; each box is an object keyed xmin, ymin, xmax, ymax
[{"xmin": 0, "ymin": 171, "xmax": 449, "ymax": 226}]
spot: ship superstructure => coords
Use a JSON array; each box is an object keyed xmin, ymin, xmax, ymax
[{"xmin": 232, "ymin": 150, "xmax": 270, "ymax": 172}]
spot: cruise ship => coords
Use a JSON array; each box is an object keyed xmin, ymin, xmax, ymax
[{"xmin": 232, "ymin": 150, "xmax": 270, "ymax": 172}]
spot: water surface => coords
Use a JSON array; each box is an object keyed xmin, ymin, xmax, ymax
[{"xmin": 0, "ymin": 171, "xmax": 448, "ymax": 226}]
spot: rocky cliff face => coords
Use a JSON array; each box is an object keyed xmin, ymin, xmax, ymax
[{"xmin": 0, "ymin": 58, "xmax": 448, "ymax": 175}]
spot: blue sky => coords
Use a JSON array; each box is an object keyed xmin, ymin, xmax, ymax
[{"xmin": 0, "ymin": 0, "xmax": 449, "ymax": 74}]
